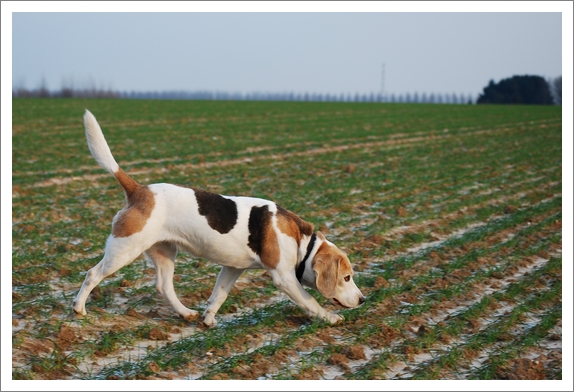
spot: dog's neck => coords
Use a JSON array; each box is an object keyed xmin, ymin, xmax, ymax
[{"xmin": 296, "ymin": 233, "xmax": 318, "ymax": 283}]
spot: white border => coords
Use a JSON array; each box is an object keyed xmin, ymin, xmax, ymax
[
  {"xmin": 1, "ymin": 1, "xmax": 573, "ymax": 13},
  {"xmin": 2, "ymin": 2, "xmax": 572, "ymax": 391}
]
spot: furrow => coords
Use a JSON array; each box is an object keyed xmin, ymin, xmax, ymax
[
  {"xmin": 24, "ymin": 123, "xmax": 543, "ymax": 189},
  {"xmin": 269, "ymin": 208, "xmax": 561, "ymax": 379}
]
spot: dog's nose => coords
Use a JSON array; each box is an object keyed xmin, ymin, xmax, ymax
[{"xmin": 359, "ymin": 296, "xmax": 366, "ymax": 305}]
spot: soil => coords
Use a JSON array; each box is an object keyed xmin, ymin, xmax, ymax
[{"xmin": 12, "ymin": 118, "xmax": 562, "ymax": 381}]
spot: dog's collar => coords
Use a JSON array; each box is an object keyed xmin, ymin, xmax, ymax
[{"xmin": 296, "ymin": 233, "xmax": 317, "ymax": 283}]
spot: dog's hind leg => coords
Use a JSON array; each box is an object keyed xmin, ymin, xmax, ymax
[
  {"xmin": 203, "ymin": 266, "xmax": 245, "ymax": 327},
  {"xmin": 73, "ymin": 236, "xmax": 147, "ymax": 316},
  {"xmin": 145, "ymin": 242, "xmax": 199, "ymax": 322}
]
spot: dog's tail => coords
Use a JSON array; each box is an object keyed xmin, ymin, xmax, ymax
[{"xmin": 84, "ymin": 109, "xmax": 140, "ymax": 197}]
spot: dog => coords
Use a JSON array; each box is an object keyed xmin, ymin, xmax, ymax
[{"xmin": 73, "ymin": 110, "xmax": 365, "ymax": 326}]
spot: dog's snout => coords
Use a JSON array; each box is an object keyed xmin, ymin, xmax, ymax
[{"xmin": 359, "ymin": 296, "xmax": 366, "ymax": 305}]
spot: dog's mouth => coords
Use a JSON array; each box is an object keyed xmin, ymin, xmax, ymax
[{"xmin": 332, "ymin": 298, "xmax": 350, "ymax": 308}]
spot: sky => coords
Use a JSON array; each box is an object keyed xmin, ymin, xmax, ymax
[{"xmin": 8, "ymin": 6, "xmax": 566, "ymax": 100}]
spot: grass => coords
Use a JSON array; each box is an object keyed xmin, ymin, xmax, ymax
[{"xmin": 11, "ymin": 98, "xmax": 562, "ymax": 380}]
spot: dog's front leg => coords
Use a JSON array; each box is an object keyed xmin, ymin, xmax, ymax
[
  {"xmin": 203, "ymin": 266, "xmax": 245, "ymax": 327},
  {"xmin": 268, "ymin": 270, "xmax": 343, "ymax": 325}
]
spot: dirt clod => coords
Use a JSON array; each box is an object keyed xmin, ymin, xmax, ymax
[
  {"xmin": 416, "ymin": 325, "xmax": 429, "ymax": 336},
  {"xmin": 148, "ymin": 361, "xmax": 160, "ymax": 373},
  {"xmin": 120, "ymin": 279, "xmax": 134, "ymax": 287},
  {"xmin": 317, "ymin": 329, "xmax": 335, "ymax": 344},
  {"xmin": 341, "ymin": 345, "xmax": 366, "ymax": 360},
  {"xmin": 57, "ymin": 325, "xmax": 77, "ymax": 348},
  {"xmin": 496, "ymin": 358, "xmax": 546, "ymax": 380},
  {"xmin": 328, "ymin": 353, "xmax": 349, "ymax": 367},
  {"xmin": 397, "ymin": 206, "xmax": 408, "ymax": 217},
  {"xmin": 148, "ymin": 328, "xmax": 168, "ymax": 341},
  {"xmin": 125, "ymin": 308, "xmax": 144, "ymax": 319},
  {"xmin": 365, "ymin": 234, "xmax": 386, "ymax": 245},
  {"xmin": 373, "ymin": 276, "xmax": 390, "ymax": 288},
  {"xmin": 89, "ymin": 286, "xmax": 102, "ymax": 300},
  {"xmin": 503, "ymin": 205, "xmax": 518, "ymax": 214},
  {"xmin": 429, "ymin": 250, "xmax": 441, "ymax": 261}
]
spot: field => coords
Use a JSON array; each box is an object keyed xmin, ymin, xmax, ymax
[{"xmin": 11, "ymin": 98, "xmax": 562, "ymax": 380}]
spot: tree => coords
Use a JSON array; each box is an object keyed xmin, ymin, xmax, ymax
[
  {"xmin": 477, "ymin": 75, "xmax": 553, "ymax": 105},
  {"xmin": 451, "ymin": 93, "xmax": 458, "ymax": 104},
  {"xmin": 550, "ymin": 76, "xmax": 562, "ymax": 105},
  {"xmin": 37, "ymin": 76, "xmax": 50, "ymax": 98}
]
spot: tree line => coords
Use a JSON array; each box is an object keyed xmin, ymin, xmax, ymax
[
  {"xmin": 119, "ymin": 90, "xmax": 477, "ymax": 104},
  {"xmin": 11, "ymin": 86, "xmax": 120, "ymax": 99},
  {"xmin": 12, "ymin": 74, "xmax": 561, "ymax": 105},
  {"xmin": 11, "ymin": 86, "xmax": 476, "ymax": 104}
]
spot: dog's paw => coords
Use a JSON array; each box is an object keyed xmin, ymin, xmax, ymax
[
  {"xmin": 327, "ymin": 312, "xmax": 344, "ymax": 325},
  {"xmin": 72, "ymin": 302, "xmax": 86, "ymax": 317},
  {"xmin": 202, "ymin": 312, "xmax": 218, "ymax": 327}
]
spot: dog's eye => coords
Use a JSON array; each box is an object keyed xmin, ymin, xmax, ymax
[{"xmin": 344, "ymin": 275, "xmax": 351, "ymax": 282}]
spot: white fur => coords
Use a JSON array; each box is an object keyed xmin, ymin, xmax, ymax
[{"xmin": 84, "ymin": 110, "xmax": 119, "ymax": 174}]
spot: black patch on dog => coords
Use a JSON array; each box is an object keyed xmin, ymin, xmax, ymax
[
  {"xmin": 247, "ymin": 205, "xmax": 272, "ymax": 255},
  {"xmin": 194, "ymin": 188, "xmax": 238, "ymax": 234}
]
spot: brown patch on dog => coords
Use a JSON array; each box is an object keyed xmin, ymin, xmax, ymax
[
  {"xmin": 312, "ymin": 241, "xmax": 340, "ymax": 297},
  {"xmin": 275, "ymin": 204, "xmax": 314, "ymax": 245},
  {"xmin": 114, "ymin": 168, "xmax": 140, "ymax": 197},
  {"xmin": 112, "ymin": 181, "xmax": 155, "ymax": 238},
  {"xmin": 312, "ymin": 235, "xmax": 354, "ymax": 298},
  {"xmin": 247, "ymin": 205, "xmax": 280, "ymax": 269},
  {"xmin": 193, "ymin": 188, "xmax": 238, "ymax": 234},
  {"xmin": 338, "ymin": 256, "xmax": 354, "ymax": 280}
]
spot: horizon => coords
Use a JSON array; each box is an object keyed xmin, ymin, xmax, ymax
[{"xmin": 10, "ymin": 10, "xmax": 563, "ymax": 100}]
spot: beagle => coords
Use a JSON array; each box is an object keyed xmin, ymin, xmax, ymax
[{"xmin": 73, "ymin": 110, "xmax": 365, "ymax": 326}]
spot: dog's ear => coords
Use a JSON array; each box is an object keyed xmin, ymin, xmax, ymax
[{"xmin": 313, "ymin": 255, "xmax": 340, "ymax": 298}]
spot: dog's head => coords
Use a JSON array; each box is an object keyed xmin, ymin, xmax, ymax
[{"xmin": 311, "ymin": 232, "xmax": 365, "ymax": 308}]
